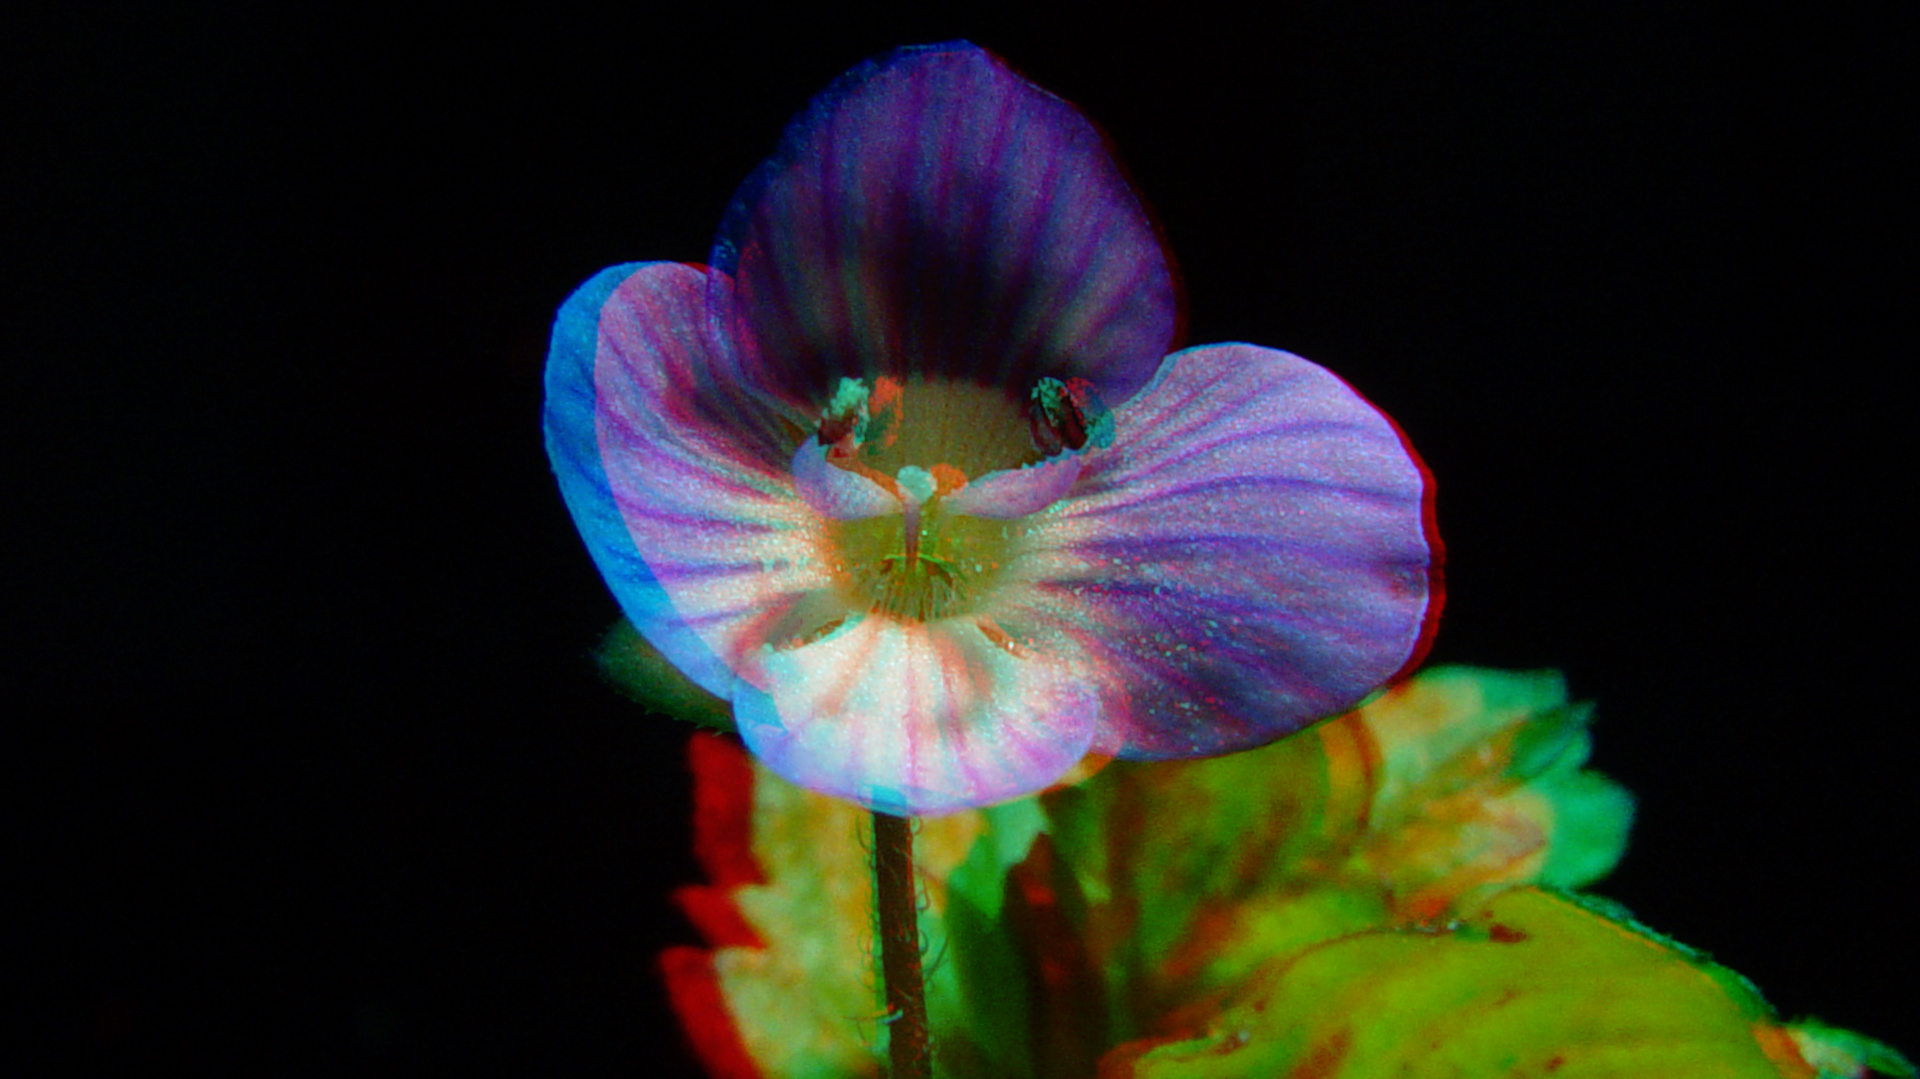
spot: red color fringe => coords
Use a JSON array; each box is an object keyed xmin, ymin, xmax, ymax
[{"xmin": 660, "ymin": 946, "xmax": 766, "ymax": 1079}]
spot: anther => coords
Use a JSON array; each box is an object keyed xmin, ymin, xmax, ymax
[
  {"xmin": 818, "ymin": 377, "xmax": 871, "ymax": 446},
  {"xmin": 1028, "ymin": 377, "xmax": 1114, "ymax": 456}
]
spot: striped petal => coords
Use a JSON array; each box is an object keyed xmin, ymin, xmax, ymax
[
  {"xmin": 734, "ymin": 615, "xmax": 1100, "ymax": 817},
  {"xmin": 943, "ymin": 454, "xmax": 1084, "ymax": 519},
  {"xmin": 546, "ymin": 263, "xmax": 732, "ymax": 696},
  {"xmin": 545, "ymin": 261, "xmax": 841, "ymax": 697},
  {"xmin": 790, "ymin": 439, "xmax": 899, "ymax": 520},
  {"xmin": 711, "ymin": 41, "xmax": 1176, "ymax": 412},
  {"xmin": 998, "ymin": 344, "xmax": 1440, "ymax": 759}
]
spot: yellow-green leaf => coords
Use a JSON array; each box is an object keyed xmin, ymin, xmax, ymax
[{"xmin": 1103, "ymin": 886, "xmax": 1821, "ymax": 1079}]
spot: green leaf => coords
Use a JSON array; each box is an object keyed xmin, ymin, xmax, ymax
[
  {"xmin": 1042, "ymin": 666, "xmax": 1639, "ymax": 1035},
  {"xmin": 1536, "ymin": 769, "xmax": 1636, "ymax": 889},
  {"xmin": 1104, "ymin": 887, "xmax": 1821, "ymax": 1078},
  {"xmin": 1043, "ymin": 730, "xmax": 1337, "ymax": 1040},
  {"xmin": 594, "ymin": 619, "xmax": 735, "ymax": 731},
  {"xmin": 937, "ymin": 800, "xmax": 1050, "ymax": 1079},
  {"xmin": 1786, "ymin": 1020, "xmax": 1916, "ymax": 1078},
  {"xmin": 665, "ymin": 669, "xmax": 1903, "ymax": 1079}
]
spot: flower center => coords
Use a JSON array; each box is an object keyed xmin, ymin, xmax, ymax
[
  {"xmin": 817, "ymin": 375, "xmax": 1038, "ymax": 622},
  {"xmin": 831, "ymin": 508, "xmax": 1019, "ymax": 622}
]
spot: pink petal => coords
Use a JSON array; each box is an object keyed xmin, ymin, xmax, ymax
[
  {"xmin": 547, "ymin": 264, "xmax": 734, "ymax": 696},
  {"xmin": 589, "ymin": 262, "xmax": 845, "ymax": 684},
  {"xmin": 734, "ymin": 615, "xmax": 1101, "ymax": 816},
  {"xmin": 789, "ymin": 439, "xmax": 899, "ymax": 520},
  {"xmin": 942, "ymin": 454, "xmax": 1085, "ymax": 519}
]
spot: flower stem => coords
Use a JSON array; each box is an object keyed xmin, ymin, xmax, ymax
[{"xmin": 872, "ymin": 809, "xmax": 931, "ymax": 1079}]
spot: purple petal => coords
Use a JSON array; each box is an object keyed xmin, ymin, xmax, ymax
[
  {"xmin": 546, "ymin": 263, "xmax": 736, "ymax": 697},
  {"xmin": 711, "ymin": 42, "xmax": 1176, "ymax": 412},
  {"xmin": 992, "ymin": 343, "xmax": 1440, "ymax": 759},
  {"xmin": 943, "ymin": 454, "xmax": 1084, "ymax": 519},
  {"xmin": 570, "ymin": 262, "xmax": 845, "ymax": 687},
  {"xmin": 790, "ymin": 440, "xmax": 899, "ymax": 520},
  {"xmin": 734, "ymin": 615, "xmax": 1101, "ymax": 817}
]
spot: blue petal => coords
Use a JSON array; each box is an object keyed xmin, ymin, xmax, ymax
[
  {"xmin": 545, "ymin": 263, "xmax": 733, "ymax": 696},
  {"xmin": 996, "ymin": 344, "xmax": 1441, "ymax": 759},
  {"xmin": 711, "ymin": 42, "xmax": 1177, "ymax": 411}
]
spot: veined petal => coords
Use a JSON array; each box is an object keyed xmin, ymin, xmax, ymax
[
  {"xmin": 712, "ymin": 41, "xmax": 1176, "ymax": 409},
  {"xmin": 546, "ymin": 263, "xmax": 734, "ymax": 697},
  {"xmin": 789, "ymin": 439, "xmax": 898, "ymax": 520},
  {"xmin": 1002, "ymin": 344, "xmax": 1439, "ymax": 759},
  {"xmin": 734, "ymin": 615, "xmax": 1100, "ymax": 816},
  {"xmin": 548, "ymin": 261, "xmax": 842, "ymax": 696},
  {"xmin": 943, "ymin": 454, "xmax": 1084, "ymax": 519}
]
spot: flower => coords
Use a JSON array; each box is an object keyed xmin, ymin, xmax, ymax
[{"xmin": 544, "ymin": 42, "xmax": 1441, "ymax": 816}]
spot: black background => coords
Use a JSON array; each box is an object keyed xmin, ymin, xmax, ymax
[{"xmin": 13, "ymin": 2, "xmax": 1910, "ymax": 1073}]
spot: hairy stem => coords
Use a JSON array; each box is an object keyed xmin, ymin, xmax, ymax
[{"xmin": 873, "ymin": 810, "xmax": 931, "ymax": 1079}]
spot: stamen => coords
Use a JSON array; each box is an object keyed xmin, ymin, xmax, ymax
[
  {"xmin": 818, "ymin": 376, "xmax": 871, "ymax": 446},
  {"xmin": 1028, "ymin": 377, "xmax": 1114, "ymax": 456}
]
